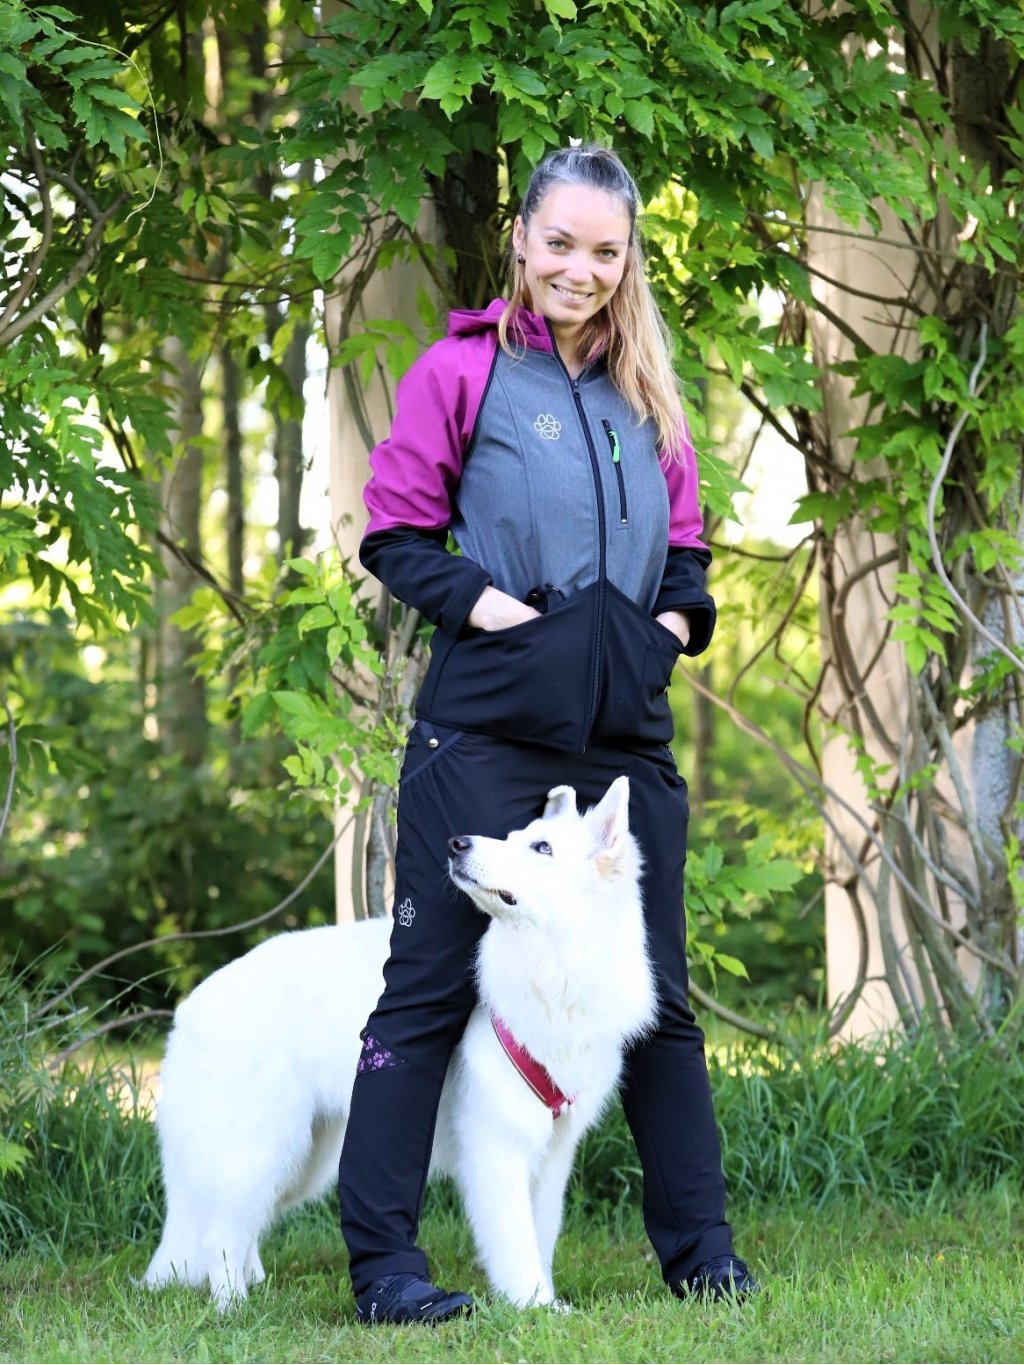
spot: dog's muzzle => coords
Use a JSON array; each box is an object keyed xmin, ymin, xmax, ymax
[{"xmin": 447, "ymin": 837, "xmax": 517, "ymax": 906}]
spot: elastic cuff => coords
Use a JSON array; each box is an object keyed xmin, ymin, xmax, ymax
[{"xmin": 444, "ymin": 567, "xmax": 493, "ymax": 637}]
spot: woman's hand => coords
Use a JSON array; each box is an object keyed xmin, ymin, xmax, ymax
[
  {"xmin": 655, "ymin": 609, "xmax": 691, "ymax": 648},
  {"xmin": 468, "ymin": 586, "xmax": 542, "ymax": 631}
]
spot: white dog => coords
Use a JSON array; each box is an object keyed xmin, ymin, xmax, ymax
[{"xmin": 143, "ymin": 776, "xmax": 655, "ymax": 1310}]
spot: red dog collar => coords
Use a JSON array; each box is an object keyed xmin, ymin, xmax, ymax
[{"xmin": 491, "ymin": 1014, "xmax": 574, "ymax": 1119}]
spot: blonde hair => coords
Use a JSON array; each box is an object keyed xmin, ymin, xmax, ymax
[{"xmin": 498, "ymin": 145, "xmax": 687, "ymax": 460}]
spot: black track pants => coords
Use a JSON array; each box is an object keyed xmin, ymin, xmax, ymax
[{"xmin": 338, "ymin": 722, "xmax": 734, "ymax": 1294}]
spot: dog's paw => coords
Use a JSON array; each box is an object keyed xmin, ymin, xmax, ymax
[{"xmin": 507, "ymin": 1282, "xmax": 562, "ymax": 1310}]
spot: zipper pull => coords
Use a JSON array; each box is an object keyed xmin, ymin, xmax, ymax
[{"xmin": 602, "ymin": 418, "xmax": 621, "ymax": 463}]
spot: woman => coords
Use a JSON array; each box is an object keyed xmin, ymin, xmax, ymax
[{"xmin": 339, "ymin": 144, "xmax": 756, "ymax": 1324}]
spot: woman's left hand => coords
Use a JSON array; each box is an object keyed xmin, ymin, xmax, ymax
[{"xmin": 655, "ymin": 610, "xmax": 691, "ymax": 648}]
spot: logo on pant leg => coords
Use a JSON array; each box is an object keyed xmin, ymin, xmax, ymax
[{"xmin": 397, "ymin": 897, "xmax": 416, "ymax": 927}]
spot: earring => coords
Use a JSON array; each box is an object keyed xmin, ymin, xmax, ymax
[{"xmin": 515, "ymin": 253, "xmax": 525, "ymax": 264}]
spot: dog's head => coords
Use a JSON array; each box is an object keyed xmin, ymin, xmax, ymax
[{"xmin": 446, "ymin": 775, "xmax": 640, "ymax": 926}]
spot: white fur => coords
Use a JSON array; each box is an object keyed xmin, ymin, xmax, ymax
[{"xmin": 143, "ymin": 776, "xmax": 656, "ymax": 1310}]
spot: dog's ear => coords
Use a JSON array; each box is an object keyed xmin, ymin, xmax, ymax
[
  {"xmin": 586, "ymin": 776, "xmax": 631, "ymax": 869},
  {"xmin": 543, "ymin": 785, "xmax": 577, "ymax": 820}
]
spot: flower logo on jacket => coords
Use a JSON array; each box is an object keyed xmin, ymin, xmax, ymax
[
  {"xmin": 534, "ymin": 413, "xmax": 561, "ymax": 440},
  {"xmin": 397, "ymin": 897, "xmax": 416, "ymax": 927}
]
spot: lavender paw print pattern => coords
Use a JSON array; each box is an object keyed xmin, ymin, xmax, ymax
[
  {"xmin": 357, "ymin": 1035, "xmax": 402, "ymax": 1074},
  {"xmin": 397, "ymin": 897, "xmax": 416, "ymax": 928},
  {"xmin": 534, "ymin": 413, "xmax": 561, "ymax": 440}
]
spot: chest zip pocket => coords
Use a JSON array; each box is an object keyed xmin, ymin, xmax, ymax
[{"xmin": 602, "ymin": 419, "xmax": 628, "ymax": 525}]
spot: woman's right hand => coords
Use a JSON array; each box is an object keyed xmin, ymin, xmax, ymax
[{"xmin": 467, "ymin": 586, "xmax": 542, "ymax": 631}]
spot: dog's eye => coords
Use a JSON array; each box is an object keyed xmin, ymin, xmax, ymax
[{"xmin": 530, "ymin": 840, "xmax": 553, "ymax": 856}]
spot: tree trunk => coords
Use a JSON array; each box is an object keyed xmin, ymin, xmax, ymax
[
  {"xmin": 222, "ymin": 344, "xmax": 244, "ymax": 598},
  {"xmin": 155, "ymin": 337, "xmax": 207, "ymax": 769},
  {"xmin": 809, "ymin": 11, "xmax": 1021, "ymax": 1037},
  {"xmin": 275, "ymin": 314, "xmax": 310, "ymax": 562}
]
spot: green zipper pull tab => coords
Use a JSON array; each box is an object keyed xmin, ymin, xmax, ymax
[{"xmin": 602, "ymin": 418, "xmax": 621, "ymax": 463}]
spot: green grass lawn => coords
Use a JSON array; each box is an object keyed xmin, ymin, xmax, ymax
[{"xmin": 2, "ymin": 1186, "xmax": 1022, "ymax": 1363}]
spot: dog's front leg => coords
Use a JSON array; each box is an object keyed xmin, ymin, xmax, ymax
[
  {"xmin": 456, "ymin": 1119, "xmax": 555, "ymax": 1307},
  {"xmin": 530, "ymin": 1121, "xmax": 578, "ymax": 1292}
]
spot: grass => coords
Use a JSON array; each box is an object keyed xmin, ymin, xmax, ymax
[
  {"xmin": 4, "ymin": 973, "xmax": 1024, "ymax": 1362},
  {"xmin": 1, "ymin": 1187, "xmax": 1023, "ymax": 1362}
]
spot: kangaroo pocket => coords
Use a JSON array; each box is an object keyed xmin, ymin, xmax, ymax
[
  {"xmin": 592, "ymin": 584, "xmax": 681, "ymax": 745},
  {"xmin": 416, "ymin": 583, "xmax": 599, "ymax": 751}
]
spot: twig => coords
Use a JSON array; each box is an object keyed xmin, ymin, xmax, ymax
[
  {"xmin": 0, "ymin": 127, "xmax": 54, "ymax": 334},
  {"xmin": 688, "ymin": 980, "xmax": 776, "ymax": 1041},
  {"xmin": 47, "ymin": 1010, "xmax": 176, "ymax": 1070},
  {"xmin": 926, "ymin": 322, "xmax": 1022, "ymax": 677},
  {"xmin": 679, "ymin": 665, "xmax": 1015, "ymax": 977},
  {"xmin": 751, "ymin": 213, "xmax": 1022, "ymax": 279},
  {"xmin": 0, "ymin": 193, "xmax": 129, "ymax": 347},
  {"xmin": 826, "ymin": 879, "xmax": 871, "ymax": 1037},
  {"xmin": 0, "ymin": 690, "xmax": 16, "ymax": 846},
  {"xmin": 31, "ymin": 813, "xmax": 355, "ymax": 1022}
]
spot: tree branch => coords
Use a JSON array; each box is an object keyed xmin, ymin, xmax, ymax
[
  {"xmin": 688, "ymin": 980, "xmax": 776, "ymax": 1041},
  {"xmin": 0, "ymin": 193, "xmax": 129, "ymax": 348},
  {"xmin": 32, "ymin": 813, "xmax": 355, "ymax": 1023},
  {"xmin": 0, "ymin": 689, "xmax": 15, "ymax": 847},
  {"xmin": 926, "ymin": 322, "xmax": 1023, "ymax": 677},
  {"xmin": 47, "ymin": 1010, "xmax": 176, "ymax": 1070},
  {"xmin": 679, "ymin": 665, "xmax": 1015, "ymax": 978},
  {"xmin": 0, "ymin": 127, "xmax": 55, "ymax": 335}
]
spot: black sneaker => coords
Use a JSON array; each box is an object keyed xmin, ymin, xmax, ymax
[
  {"xmin": 354, "ymin": 1271, "xmax": 474, "ymax": 1325},
  {"xmin": 680, "ymin": 1255, "xmax": 759, "ymax": 1302}
]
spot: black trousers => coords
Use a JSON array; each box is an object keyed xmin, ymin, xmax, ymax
[{"xmin": 338, "ymin": 721, "xmax": 734, "ymax": 1295}]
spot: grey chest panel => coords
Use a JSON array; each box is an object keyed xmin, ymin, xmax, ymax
[{"xmin": 451, "ymin": 348, "xmax": 669, "ymax": 611}]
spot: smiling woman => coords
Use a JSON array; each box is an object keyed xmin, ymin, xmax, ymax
[{"xmin": 343, "ymin": 143, "xmax": 756, "ymax": 1324}]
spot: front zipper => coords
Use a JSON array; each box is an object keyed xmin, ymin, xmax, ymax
[
  {"xmin": 602, "ymin": 419, "xmax": 628, "ymax": 524},
  {"xmin": 546, "ymin": 323, "xmax": 606, "ymax": 751}
]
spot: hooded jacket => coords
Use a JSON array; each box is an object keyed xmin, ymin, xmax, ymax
[{"xmin": 361, "ymin": 299, "xmax": 716, "ymax": 753}]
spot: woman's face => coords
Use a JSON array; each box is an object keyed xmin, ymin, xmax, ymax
[{"xmin": 512, "ymin": 183, "xmax": 631, "ymax": 344}]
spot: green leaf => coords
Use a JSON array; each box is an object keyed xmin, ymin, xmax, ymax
[
  {"xmin": 746, "ymin": 123, "xmax": 775, "ymax": 159},
  {"xmin": 714, "ymin": 953, "xmax": 750, "ymax": 980},
  {"xmin": 623, "ymin": 99, "xmax": 655, "ymax": 138},
  {"xmin": 297, "ymin": 604, "xmax": 337, "ymax": 635}
]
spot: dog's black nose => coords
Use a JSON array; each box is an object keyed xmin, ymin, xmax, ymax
[{"xmin": 448, "ymin": 836, "xmax": 471, "ymax": 856}]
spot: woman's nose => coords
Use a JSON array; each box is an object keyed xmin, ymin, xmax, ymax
[{"xmin": 563, "ymin": 252, "xmax": 591, "ymax": 282}]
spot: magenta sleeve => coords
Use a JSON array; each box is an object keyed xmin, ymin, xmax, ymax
[
  {"xmin": 362, "ymin": 333, "xmax": 497, "ymax": 534},
  {"xmin": 661, "ymin": 413, "xmax": 709, "ymax": 550}
]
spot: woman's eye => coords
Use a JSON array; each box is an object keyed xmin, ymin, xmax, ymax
[
  {"xmin": 546, "ymin": 239, "xmax": 565, "ymax": 250},
  {"xmin": 531, "ymin": 840, "xmax": 553, "ymax": 856}
]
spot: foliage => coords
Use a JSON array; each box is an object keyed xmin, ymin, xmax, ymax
[
  {"xmin": 1, "ymin": 0, "xmax": 168, "ymax": 629},
  {"xmin": 275, "ymin": 0, "xmax": 1024, "ymax": 1042},
  {"xmin": 576, "ymin": 1021, "xmax": 1024, "ymax": 1213},
  {"xmin": 180, "ymin": 554, "xmax": 402, "ymax": 811},
  {"xmin": 2, "ymin": 0, "xmax": 1022, "ymax": 1043},
  {"xmin": 674, "ymin": 534, "xmax": 824, "ymax": 1010},
  {"xmin": 0, "ymin": 968, "xmax": 160, "ymax": 1259},
  {"xmin": 0, "ymin": 613, "xmax": 335, "ymax": 1005}
]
